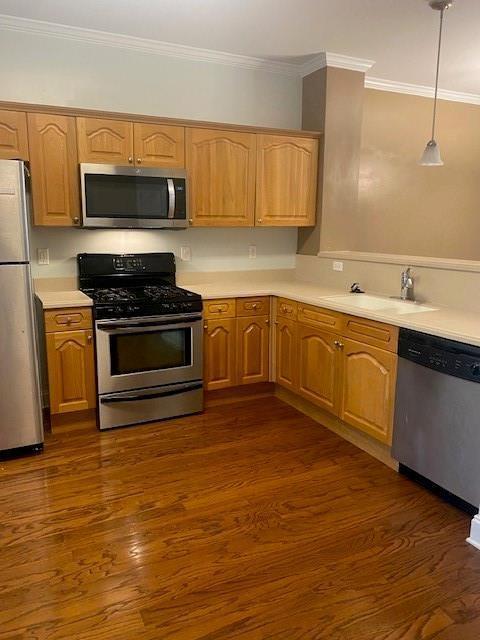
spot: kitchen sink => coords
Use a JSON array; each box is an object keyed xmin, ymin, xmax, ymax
[{"xmin": 323, "ymin": 294, "xmax": 438, "ymax": 315}]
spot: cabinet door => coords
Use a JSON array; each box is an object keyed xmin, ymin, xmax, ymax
[
  {"xmin": 77, "ymin": 117, "xmax": 133, "ymax": 164},
  {"xmin": 236, "ymin": 316, "xmax": 270, "ymax": 385},
  {"xmin": 0, "ymin": 110, "xmax": 29, "ymax": 159},
  {"xmin": 204, "ymin": 318, "xmax": 237, "ymax": 391},
  {"xmin": 297, "ymin": 324, "xmax": 341, "ymax": 415},
  {"xmin": 46, "ymin": 329, "xmax": 96, "ymax": 414},
  {"xmin": 134, "ymin": 123, "xmax": 185, "ymax": 168},
  {"xmin": 256, "ymin": 134, "xmax": 318, "ymax": 226},
  {"xmin": 340, "ymin": 339, "xmax": 398, "ymax": 444},
  {"xmin": 186, "ymin": 128, "xmax": 256, "ymax": 226},
  {"xmin": 28, "ymin": 113, "xmax": 80, "ymax": 227},
  {"xmin": 275, "ymin": 317, "xmax": 297, "ymax": 391}
]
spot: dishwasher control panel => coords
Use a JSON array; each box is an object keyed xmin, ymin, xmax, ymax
[{"xmin": 399, "ymin": 329, "xmax": 480, "ymax": 384}]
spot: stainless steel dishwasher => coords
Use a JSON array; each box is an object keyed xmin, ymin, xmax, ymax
[{"xmin": 392, "ymin": 328, "xmax": 480, "ymax": 512}]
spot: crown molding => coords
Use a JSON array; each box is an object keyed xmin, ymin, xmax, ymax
[
  {"xmin": 300, "ymin": 52, "xmax": 375, "ymax": 76},
  {"xmin": 365, "ymin": 76, "xmax": 480, "ymax": 105},
  {"xmin": 0, "ymin": 13, "xmax": 378, "ymax": 79},
  {"xmin": 0, "ymin": 14, "xmax": 301, "ymax": 76}
]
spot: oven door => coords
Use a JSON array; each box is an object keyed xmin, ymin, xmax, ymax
[
  {"xmin": 95, "ymin": 313, "xmax": 203, "ymax": 394},
  {"xmin": 81, "ymin": 164, "xmax": 187, "ymax": 229}
]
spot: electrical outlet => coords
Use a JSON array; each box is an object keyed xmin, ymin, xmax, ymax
[
  {"xmin": 333, "ymin": 261, "xmax": 344, "ymax": 272},
  {"xmin": 248, "ymin": 244, "xmax": 257, "ymax": 259},
  {"xmin": 37, "ymin": 248, "xmax": 49, "ymax": 265},
  {"xmin": 180, "ymin": 246, "xmax": 191, "ymax": 261}
]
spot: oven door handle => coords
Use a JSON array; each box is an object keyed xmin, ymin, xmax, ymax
[
  {"xmin": 100, "ymin": 382, "xmax": 203, "ymax": 404},
  {"xmin": 97, "ymin": 313, "xmax": 202, "ymax": 330}
]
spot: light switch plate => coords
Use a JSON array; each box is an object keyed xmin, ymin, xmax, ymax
[
  {"xmin": 180, "ymin": 246, "xmax": 191, "ymax": 261},
  {"xmin": 248, "ymin": 244, "xmax": 257, "ymax": 259},
  {"xmin": 37, "ymin": 248, "xmax": 49, "ymax": 265},
  {"xmin": 333, "ymin": 260, "xmax": 344, "ymax": 272}
]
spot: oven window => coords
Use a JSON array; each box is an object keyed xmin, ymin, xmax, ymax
[
  {"xmin": 110, "ymin": 328, "xmax": 192, "ymax": 375},
  {"xmin": 85, "ymin": 174, "xmax": 169, "ymax": 219}
]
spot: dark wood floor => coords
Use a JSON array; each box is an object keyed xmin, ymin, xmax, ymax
[{"xmin": 1, "ymin": 396, "xmax": 479, "ymax": 639}]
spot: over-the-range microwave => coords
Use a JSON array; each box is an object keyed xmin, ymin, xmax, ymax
[{"xmin": 80, "ymin": 164, "xmax": 188, "ymax": 229}]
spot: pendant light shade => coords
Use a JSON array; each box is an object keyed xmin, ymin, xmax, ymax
[
  {"xmin": 419, "ymin": 139, "xmax": 443, "ymax": 166},
  {"xmin": 419, "ymin": 0, "xmax": 453, "ymax": 166}
]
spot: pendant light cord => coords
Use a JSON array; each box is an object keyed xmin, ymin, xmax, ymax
[{"xmin": 431, "ymin": 8, "xmax": 444, "ymax": 141}]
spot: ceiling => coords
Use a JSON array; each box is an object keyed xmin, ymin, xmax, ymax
[{"xmin": 1, "ymin": 0, "xmax": 479, "ymax": 94}]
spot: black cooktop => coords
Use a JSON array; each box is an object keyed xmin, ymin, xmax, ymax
[{"xmin": 77, "ymin": 252, "xmax": 202, "ymax": 320}]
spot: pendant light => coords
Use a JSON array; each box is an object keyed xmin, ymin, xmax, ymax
[{"xmin": 419, "ymin": 0, "xmax": 453, "ymax": 166}]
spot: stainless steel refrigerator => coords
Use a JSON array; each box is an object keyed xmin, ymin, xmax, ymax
[{"xmin": 0, "ymin": 159, "xmax": 43, "ymax": 453}]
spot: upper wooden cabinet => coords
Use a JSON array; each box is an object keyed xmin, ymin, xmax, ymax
[
  {"xmin": 134, "ymin": 123, "xmax": 184, "ymax": 168},
  {"xmin": 77, "ymin": 117, "xmax": 134, "ymax": 164},
  {"xmin": 0, "ymin": 110, "xmax": 29, "ymax": 160},
  {"xmin": 186, "ymin": 128, "xmax": 256, "ymax": 226},
  {"xmin": 28, "ymin": 113, "xmax": 80, "ymax": 227},
  {"xmin": 77, "ymin": 117, "xmax": 186, "ymax": 168},
  {"xmin": 340, "ymin": 339, "xmax": 397, "ymax": 445},
  {"xmin": 256, "ymin": 134, "xmax": 318, "ymax": 226}
]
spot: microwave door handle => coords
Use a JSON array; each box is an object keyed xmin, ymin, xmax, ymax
[
  {"xmin": 167, "ymin": 178, "xmax": 175, "ymax": 219},
  {"xmin": 100, "ymin": 382, "xmax": 203, "ymax": 404}
]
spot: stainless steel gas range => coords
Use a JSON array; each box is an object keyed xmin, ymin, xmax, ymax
[{"xmin": 78, "ymin": 253, "xmax": 203, "ymax": 430}]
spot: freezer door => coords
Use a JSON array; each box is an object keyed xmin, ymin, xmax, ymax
[
  {"xmin": 0, "ymin": 264, "xmax": 43, "ymax": 450},
  {"xmin": 0, "ymin": 160, "xmax": 29, "ymax": 264}
]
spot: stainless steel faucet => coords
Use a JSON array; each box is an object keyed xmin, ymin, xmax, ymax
[{"xmin": 400, "ymin": 267, "xmax": 414, "ymax": 301}]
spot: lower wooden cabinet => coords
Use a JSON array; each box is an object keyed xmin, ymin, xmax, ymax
[
  {"xmin": 204, "ymin": 318, "xmax": 237, "ymax": 391},
  {"xmin": 274, "ymin": 298, "xmax": 398, "ymax": 446},
  {"xmin": 275, "ymin": 317, "xmax": 297, "ymax": 391},
  {"xmin": 297, "ymin": 324, "xmax": 341, "ymax": 415},
  {"xmin": 340, "ymin": 339, "xmax": 397, "ymax": 444},
  {"xmin": 236, "ymin": 316, "xmax": 270, "ymax": 385},
  {"xmin": 46, "ymin": 328, "xmax": 96, "ymax": 414}
]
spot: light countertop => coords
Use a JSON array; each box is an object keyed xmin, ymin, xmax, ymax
[
  {"xmin": 35, "ymin": 290, "xmax": 93, "ymax": 309},
  {"xmin": 35, "ymin": 278, "xmax": 480, "ymax": 347},
  {"xmin": 187, "ymin": 280, "xmax": 480, "ymax": 348}
]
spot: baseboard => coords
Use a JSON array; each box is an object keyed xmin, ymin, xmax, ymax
[
  {"xmin": 205, "ymin": 382, "xmax": 275, "ymax": 408},
  {"xmin": 275, "ymin": 385, "xmax": 398, "ymax": 471},
  {"xmin": 467, "ymin": 514, "xmax": 480, "ymax": 551},
  {"xmin": 50, "ymin": 409, "xmax": 97, "ymax": 433}
]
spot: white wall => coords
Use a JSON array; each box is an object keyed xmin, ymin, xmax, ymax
[
  {"xmin": 1, "ymin": 28, "xmax": 302, "ymax": 277},
  {"xmin": 30, "ymin": 226, "xmax": 297, "ymax": 278}
]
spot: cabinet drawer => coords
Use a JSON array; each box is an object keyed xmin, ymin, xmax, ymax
[
  {"xmin": 44, "ymin": 307, "xmax": 93, "ymax": 332},
  {"xmin": 276, "ymin": 297, "xmax": 297, "ymax": 320},
  {"xmin": 236, "ymin": 296, "xmax": 270, "ymax": 317},
  {"xmin": 297, "ymin": 303, "xmax": 343, "ymax": 333},
  {"xmin": 343, "ymin": 315, "xmax": 398, "ymax": 353},
  {"xmin": 203, "ymin": 298, "xmax": 236, "ymax": 319}
]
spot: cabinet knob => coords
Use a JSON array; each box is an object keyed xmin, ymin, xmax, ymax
[
  {"xmin": 128, "ymin": 156, "xmax": 133, "ymax": 164},
  {"xmin": 136, "ymin": 157, "xmax": 142, "ymax": 164},
  {"xmin": 203, "ymin": 324, "xmax": 208, "ymax": 330},
  {"xmin": 252, "ymin": 303, "xmax": 258, "ymax": 310},
  {"xmin": 66, "ymin": 316, "xmax": 72, "ymax": 324},
  {"xmin": 265, "ymin": 318, "xmax": 270, "ymax": 325},
  {"xmin": 87, "ymin": 334, "xmax": 93, "ymax": 343},
  {"xmin": 189, "ymin": 218, "xmax": 193, "ymax": 224},
  {"xmin": 258, "ymin": 219, "xmax": 263, "ymax": 223},
  {"xmin": 73, "ymin": 217, "xmax": 80, "ymax": 225}
]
